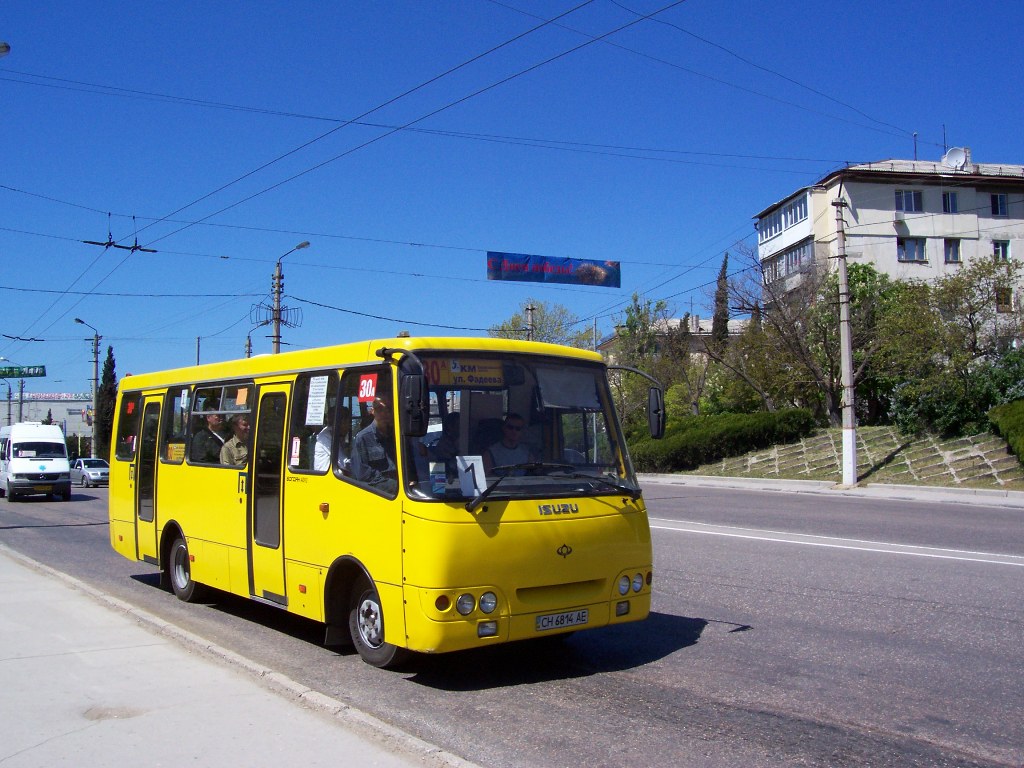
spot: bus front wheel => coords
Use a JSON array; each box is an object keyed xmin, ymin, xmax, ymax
[
  {"xmin": 348, "ymin": 575, "xmax": 408, "ymax": 669},
  {"xmin": 168, "ymin": 535, "xmax": 208, "ymax": 603}
]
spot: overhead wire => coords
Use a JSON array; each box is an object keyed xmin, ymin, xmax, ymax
[{"xmin": 0, "ymin": 1, "xmax": 602, "ymax": 347}]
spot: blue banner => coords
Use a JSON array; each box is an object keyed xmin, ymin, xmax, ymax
[{"xmin": 487, "ymin": 252, "xmax": 620, "ymax": 288}]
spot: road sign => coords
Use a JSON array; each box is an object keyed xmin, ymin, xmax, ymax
[{"xmin": 0, "ymin": 365, "xmax": 46, "ymax": 378}]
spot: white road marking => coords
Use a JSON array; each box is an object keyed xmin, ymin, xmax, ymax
[{"xmin": 649, "ymin": 518, "xmax": 1024, "ymax": 567}]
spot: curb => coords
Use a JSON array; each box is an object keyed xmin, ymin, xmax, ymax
[
  {"xmin": 0, "ymin": 543, "xmax": 479, "ymax": 768},
  {"xmin": 638, "ymin": 473, "xmax": 1024, "ymax": 508}
]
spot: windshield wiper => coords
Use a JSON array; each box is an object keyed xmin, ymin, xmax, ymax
[
  {"xmin": 551, "ymin": 470, "xmax": 641, "ymax": 499},
  {"xmin": 464, "ymin": 462, "xmax": 575, "ymax": 513}
]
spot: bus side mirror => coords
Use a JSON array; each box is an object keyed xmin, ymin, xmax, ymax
[
  {"xmin": 401, "ymin": 373, "xmax": 429, "ymax": 438},
  {"xmin": 648, "ymin": 387, "xmax": 665, "ymax": 440}
]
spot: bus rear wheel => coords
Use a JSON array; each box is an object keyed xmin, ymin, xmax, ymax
[
  {"xmin": 168, "ymin": 535, "xmax": 208, "ymax": 603},
  {"xmin": 348, "ymin": 574, "xmax": 408, "ymax": 669}
]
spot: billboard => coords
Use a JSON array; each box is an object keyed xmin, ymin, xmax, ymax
[{"xmin": 487, "ymin": 252, "xmax": 620, "ymax": 288}]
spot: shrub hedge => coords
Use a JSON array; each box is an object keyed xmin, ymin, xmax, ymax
[
  {"xmin": 628, "ymin": 409, "xmax": 816, "ymax": 473},
  {"xmin": 988, "ymin": 399, "xmax": 1024, "ymax": 464}
]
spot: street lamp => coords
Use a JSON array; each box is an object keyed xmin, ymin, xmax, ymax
[
  {"xmin": 74, "ymin": 318, "xmax": 102, "ymax": 458},
  {"xmin": 272, "ymin": 241, "xmax": 309, "ymax": 354},
  {"xmin": 246, "ymin": 320, "xmax": 271, "ymax": 358}
]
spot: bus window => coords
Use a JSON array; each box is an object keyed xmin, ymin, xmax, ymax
[
  {"xmin": 188, "ymin": 382, "xmax": 253, "ymax": 466},
  {"xmin": 341, "ymin": 367, "xmax": 396, "ymax": 496},
  {"xmin": 287, "ymin": 371, "xmax": 339, "ymax": 473},
  {"xmin": 115, "ymin": 393, "xmax": 142, "ymax": 461},
  {"xmin": 161, "ymin": 388, "xmax": 190, "ymax": 464}
]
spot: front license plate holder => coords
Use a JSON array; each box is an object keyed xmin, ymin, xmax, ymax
[{"xmin": 535, "ymin": 609, "xmax": 589, "ymax": 632}]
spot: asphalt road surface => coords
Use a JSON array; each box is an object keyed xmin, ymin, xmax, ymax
[{"xmin": 1, "ymin": 483, "xmax": 1021, "ymax": 767}]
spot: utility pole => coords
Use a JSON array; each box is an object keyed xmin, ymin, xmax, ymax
[
  {"xmin": 74, "ymin": 318, "xmax": 101, "ymax": 458},
  {"xmin": 833, "ymin": 197, "xmax": 857, "ymax": 486},
  {"xmin": 525, "ymin": 304, "xmax": 535, "ymax": 342},
  {"xmin": 272, "ymin": 241, "xmax": 310, "ymax": 353}
]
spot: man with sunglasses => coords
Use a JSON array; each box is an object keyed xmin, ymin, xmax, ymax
[{"xmin": 483, "ymin": 413, "xmax": 535, "ymax": 475}]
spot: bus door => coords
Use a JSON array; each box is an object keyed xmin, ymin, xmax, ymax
[
  {"xmin": 248, "ymin": 386, "xmax": 288, "ymax": 605},
  {"xmin": 135, "ymin": 398, "xmax": 162, "ymax": 564}
]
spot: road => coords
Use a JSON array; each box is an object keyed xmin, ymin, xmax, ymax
[{"xmin": 1, "ymin": 483, "xmax": 1021, "ymax": 767}]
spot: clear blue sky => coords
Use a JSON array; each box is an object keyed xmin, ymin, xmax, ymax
[{"xmin": 2, "ymin": 1, "xmax": 1021, "ymax": 394}]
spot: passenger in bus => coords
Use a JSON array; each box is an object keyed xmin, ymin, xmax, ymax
[
  {"xmin": 314, "ymin": 405, "xmax": 351, "ymax": 472},
  {"xmin": 483, "ymin": 413, "xmax": 535, "ymax": 475},
  {"xmin": 423, "ymin": 412, "xmax": 460, "ymax": 478},
  {"xmin": 191, "ymin": 401, "xmax": 228, "ymax": 463},
  {"xmin": 220, "ymin": 414, "xmax": 250, "ymax": 466},
  {"xmin": 351, "ymin": 396, "xmax": 397, "ymax": 493}
]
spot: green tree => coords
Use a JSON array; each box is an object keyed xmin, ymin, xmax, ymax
[
  {"xmin": 710, "ymin": 252, "xmax": 730, "ymax": 353},
  {"xmin": 724, "ymin": 245, "xmax": 898, "ymax": 425},
  {"xmin": 42, "ymin": 408, "xmax": 54, "ymax": 425},
  {"xmin": 488, "ymin": 299, "xmax": 592, "ymax": 348},
  {"xmin": 95, "ymin": 346, "xmax": 117, "ymax": 460},
  {"xmin": 876, "ymin": 258, "xmax": 1023, "ymax": 434},
  {"xmin": 609, "ymin": 294, "xmax": 668, "ymax": 432}
]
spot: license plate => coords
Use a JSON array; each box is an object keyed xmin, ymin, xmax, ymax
[
  {"xmin": 35, "ymin": 485, "xmax": 52, "ymax": 492},
  {"xmin": 535, "ymin": 609, "xmax": 589, "ymax": 632}
]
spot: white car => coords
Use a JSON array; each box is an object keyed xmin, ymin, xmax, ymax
[{"xmin": 70, "ymin": 458, "xmax": 109, "ymax": 488}]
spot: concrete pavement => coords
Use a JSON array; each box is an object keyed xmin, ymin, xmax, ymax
[
  {"xmin": 0, "ymin": 545, "xmax": 475, "ymax": 768},
  {"xmin": 1, "ymin": 477, "xmax": 1020, "ymax": 768}
]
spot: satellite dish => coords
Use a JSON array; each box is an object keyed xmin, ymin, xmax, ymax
[{"xmin": 942, "ymin": 147, "xmax": 968, "ymax": 170}]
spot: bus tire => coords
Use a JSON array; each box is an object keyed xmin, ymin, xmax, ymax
[
  {"xmin": 168, "ymin": 535, "xmax": 208, "ymax": 603},
  {"xmin": 348, "ymin": 574, "xmax": 408, "ymax": 669}
]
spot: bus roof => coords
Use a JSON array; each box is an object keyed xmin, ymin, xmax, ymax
[{"xmin": 119, "ymin": 336, "xmax": 604, "ymax": 391}]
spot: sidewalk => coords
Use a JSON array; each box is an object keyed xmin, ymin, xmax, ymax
[
  {"xmin": 0, "ymin": 546, "xmax": 475, "ymax": 768},
  {"xmin": 639, "ymin": 473, "xmax": 1024, "ymax": 509}
]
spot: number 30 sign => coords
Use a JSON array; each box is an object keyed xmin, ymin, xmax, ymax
[{"xmin": 357, "ymin": 374, "xmax": 378, "ymax": 403}]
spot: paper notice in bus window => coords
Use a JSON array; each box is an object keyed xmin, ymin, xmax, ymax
[
  {"xmin": 290, "ymin": 436, "xmax": 301, "ymax": 466},
  {"xmin": 358, "ymin": 374, "xmax": 378, "ymax": 403},
  {"xmin": 235, "ymin": 387, "xmax": 249, "ymax": 407},
  {"xmin": 457, "ymin": 456, "xmax": 486, "ymax": 496},
  {"xmin": 305, "ymin": 375, "xmax": 329, "ymax": 426}
]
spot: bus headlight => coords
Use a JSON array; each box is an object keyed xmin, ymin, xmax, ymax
[
  {"xmin": 632, "ymin": 573, "xmax": 644, "ymax": 593},
  {"xmin": 479, "ymin": 592, "xmax": 497, "ymax": 614},
  {"xmin": 618, "ymin": 575, "xmax": 630, "ymax": 596},
  {"xmin": 456, "ymin": 593, "xmax": 476, "ymax": 616}
]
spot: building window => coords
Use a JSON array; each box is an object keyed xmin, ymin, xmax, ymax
[
  {"xmin": 758, "ymin": 210, "xmax": 782, "ymax": 242},
  {"xmin": 942, "ymin": 192, "xmax": 958, "ymax": 213},
  {"xmin": 991, "ymin": 194, "xmax": 1008, "ymax": 217},
  {"xmin": 995, "ymin": 287, "xmax": 1013, "ymax": 314},
  {"xmin": 895, "ymin": 189, "xmax": 923, "ymax": 212},
  {"xmin": 897, "ymin": 238, "xmax": 926, "ymax": 262},
  {"xmin": 993, "ymin": 240, "xmax": 1010, "ymax": 262},
  {"xmin": 782, "ymin": 196, "xmax": 808, "ymax": 229},
  {"xmin": 944, "ymin": 239, "xmax": 961, "ymax": 263}
]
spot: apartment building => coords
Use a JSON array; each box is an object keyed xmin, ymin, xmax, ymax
[{"xmin": 754, "ymin": 150, "xmax": 1023, "ymax": 303}]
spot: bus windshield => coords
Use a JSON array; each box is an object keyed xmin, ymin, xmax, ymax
[
  {"xmin": 13, "ymin": 441, "xmax": 67, "ymax": 459},
  {"xmin": 404, "ymin": 353, "xmax": 637, "ymax": 501}
]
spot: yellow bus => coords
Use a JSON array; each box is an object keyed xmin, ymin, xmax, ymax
[{"xmin": 109, "ymin": 336, "xmax": 663, "ymax": 667}]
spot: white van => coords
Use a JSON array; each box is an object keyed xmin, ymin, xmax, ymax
[{"xmin": 0, "ymin": 422, "xmax": 72, "ymax": 502}]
